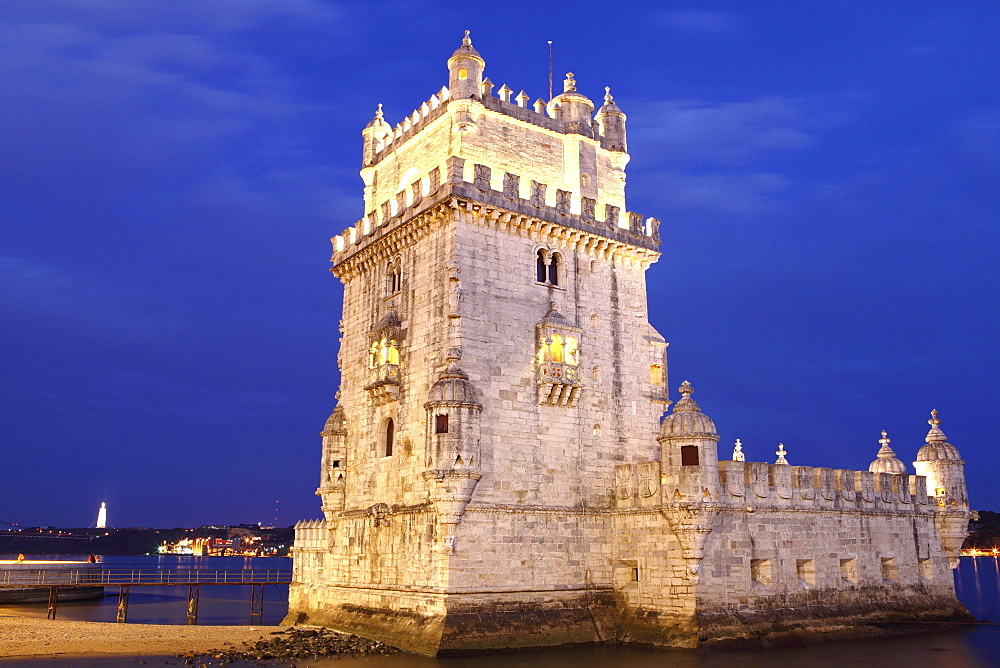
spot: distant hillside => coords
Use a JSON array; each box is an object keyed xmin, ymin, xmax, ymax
[
  {"xmin": 964, "ymin": 510, "xmax": 1000, "ymax": 550},
  {"xmin": 0, "ymin": 526, "xmax": 293, "ymax": 556}
]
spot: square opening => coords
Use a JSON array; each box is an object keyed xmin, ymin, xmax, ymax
[
  {"xmin": 840, "ymin": 558, "xmax": 857, "ymax": 584},
  {"xmin": 796, "ymin": 559, "xmax": 816, "ymax": 587},
  {"xmin": 650, "ymin": 364, "xmax": 665, "ymax": 386},
  {"xmin": 751, "ymin": 559, "xmax": 772, "ymax": 586},
  {"xmin": 435, "ymin": 414, "xmax": 449, "ymax": 434},
  {"xmin": 680, "ymin": 445, "xmax": 700, "ymax": 466},
  {"xmin": 615, "ymin": 559, "xmax": 639, "ymax": 586},
  {"xmin": 881, "ymin": 557, "xmax": 899, "ymax": 582}
]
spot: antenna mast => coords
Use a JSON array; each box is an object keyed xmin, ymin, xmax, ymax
[{"xmin": 547, "ymin": 40, "xmax": 553, "ymax": 102}]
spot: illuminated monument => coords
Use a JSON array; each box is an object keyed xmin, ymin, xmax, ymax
[
  {"xmin": 96, "ymin": 502, "xmax": 107, "ymax": 529},
  {"xmin": 287, "ymin": 33, "xmax": 973, "ymax": 654}
]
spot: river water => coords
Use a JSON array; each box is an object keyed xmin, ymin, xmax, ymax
[{"xmin": 2, "ymin": 554, "xmax": 998, "ymax": 666}]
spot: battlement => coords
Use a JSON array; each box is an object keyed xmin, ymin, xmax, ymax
[
  {"xmin": 293, "ymin": 518, "xmax": 327, "ymax": 551},
  {"xmin": 368, "ymin": 78, "xmax": 619, "ymax": 169},
  {"xmin": 615, "ymin": 459, "xmax": 933, "ymax": 514},
  {"xmin": 331, "ymin": 158, "xmax": 660, "ymax": 271}
]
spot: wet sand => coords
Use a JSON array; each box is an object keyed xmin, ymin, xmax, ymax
[{"xmin": 0, "ymin": 614, "xmax": 283, "ymax": 659}]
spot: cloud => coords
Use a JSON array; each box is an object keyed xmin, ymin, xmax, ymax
[
  {"xmin": 652, "ymin": 10, "xmax": 743, "ymax": 36},
  {"xmin": 628, "ymin": 96, "xmax": 848, "ymax": 168}
]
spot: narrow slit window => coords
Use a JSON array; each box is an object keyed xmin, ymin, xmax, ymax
[
  {"xmin": 384, "ymin": 418, "xmax": 395, "ymax": 457},
  {"xmin": 536, "ymin": 250, "xmax": 547, "ymax": 283}
]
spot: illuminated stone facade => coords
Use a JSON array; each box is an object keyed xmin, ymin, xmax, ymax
[{"xmin": 287, "ymin": 33, "xmax": 974, "ymax": 655}]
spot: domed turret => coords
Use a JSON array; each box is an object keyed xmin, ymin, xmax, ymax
[
  {"xmin": 361, "ymin": 103, "xmax": 392, "ymax": 166},
  {"xmin": 912, "ymin": 409, "xmax": 971, "ymax": 569},
  {"xmin": 659, "ymin": 380, "xmax": 717, "ymax": 439},
  {"xmin": 317, "ymin": 403, "xmax": 347, "ymax": 519},
  {"xmin": 916, "ymin": 409, "xmax": 962, "ymax": 462},
  {"xmin": 427, "ymin": 359, "xmax": 479, "ymax": 404},
  {"xmin": 448, "ymin": 30, "xmax": 485, "ymax": 100},
  {"xmin": 551, "ymin": 73, "xmax": 594, "ymax": 137},
  {"xmin": 869, "ymin": 430, "xmax": 907, "ymax": 474},
  {"xmin": 596, "ymin": 86, "xmax": 627, "ymax": 152},
  {"xmin": 913, "ymin": 409, "xmax": 968, "ymax": 508}
]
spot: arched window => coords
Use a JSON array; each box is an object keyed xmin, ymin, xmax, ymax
[
  {"xmin": 536, "ymin": 249, "xmax": 547, "ymax": 283},
  {"xmin": 386, "ymin": 263, "xmax": 401, "ymax": 295},
  {"xmin": 548, "ymin": 252, "xmax": 561, "ymax": 286},
  {"xmin": 384, "ymin": 418, "xmax": 395, "ymax": 457},
  {"xmin": 549, "ymin": 335, "xmax": 564, "ymax": 362}
]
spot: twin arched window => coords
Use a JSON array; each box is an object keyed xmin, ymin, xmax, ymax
[
  {"xmin": 386, "ymin": 262, "xmax": 401, "ymax": 295},
  {"xmin": 535, "ymin": 249, "xmax": 562, "ymax": 286}
]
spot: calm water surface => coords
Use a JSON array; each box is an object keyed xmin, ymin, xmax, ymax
[{"xmin": 3, "ymin": 555, "xmax": 999, "ymax": 667}]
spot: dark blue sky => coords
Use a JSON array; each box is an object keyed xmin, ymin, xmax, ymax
[{"xmin": 3, "ymin": 1, "xmax": 997, "ymax": 528}]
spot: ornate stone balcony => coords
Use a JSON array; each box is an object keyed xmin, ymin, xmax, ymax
[
  {"xmin": 537, "ymin": 362, "xmax": 581, "ymax": 407},
  {"xmin": 365, "ymin": 364, "xmax": 400, "ymax": 405}
]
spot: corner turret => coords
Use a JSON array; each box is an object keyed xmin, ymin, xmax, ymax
[
  {"xmin": 317, "ymin": 403, "xmax": 347, "ymax": 520},
  {"xmin": 361, "ymin": 104, "xmax": 392, "ymax": 167},
  {"xmin": 447, "ymin": 30, "xmax": 485, "ymax": 100},
  {"xmin": 913, "ymin": 410, "xmax": 971, "ymax": 568},
  {"xmin": 596, "ymin": 87, "xmax": 627, "ymax": 152},
  {"xmin": 550, "ymin": 73, "xmax": 595, "ymax": 137},
  {"xmin": 657, "ymin": 381, "xmax": 721, "ymax": 574}
]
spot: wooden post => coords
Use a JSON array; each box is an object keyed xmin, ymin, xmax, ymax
[
  {"xmin": 186, "ymin": 584, "xmax": 200, "ymax": 625},
  {"xmin": 116, "ymin": 586, "xmax": 130, "ymax": 622},
  {"xmin": 250, "ymin": 583, "xmax": 264, "ymax": 623},
  {"xmin": 46, "ymin": 587, "xmax": 59, "ymax": 620}
]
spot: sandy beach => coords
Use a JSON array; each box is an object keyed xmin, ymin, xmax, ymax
[{"xmin": 0, "ymin": 614, "xmax": 284, "ymax": 659}]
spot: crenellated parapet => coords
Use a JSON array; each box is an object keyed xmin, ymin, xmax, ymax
[{"xmin": 330, "ymin": 159, "xmax": 660, "ymax": 280}]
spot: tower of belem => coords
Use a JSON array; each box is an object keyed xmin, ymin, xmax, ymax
[{"xmin": 287, "ymin": 34, "xmax": 974, "ymax": 654}]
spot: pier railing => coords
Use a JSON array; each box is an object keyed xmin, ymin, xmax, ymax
[
  {"xmin": 0, "ymin": 568, "xmax": 291, "ymax": 625},
  {"xmin": 0, "ymin": 568, "xmax": 290, "ymax": 587}
]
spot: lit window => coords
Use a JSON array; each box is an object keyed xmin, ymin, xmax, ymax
[
  {"xmin": 650, "ymin": 364, "xmax": 665, "ymax": 386},
  {"xmin": 458, "ymin": 68, "xmax": 468, "ymax": 80}
]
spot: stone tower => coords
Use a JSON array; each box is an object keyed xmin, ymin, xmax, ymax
[
  {"xmin": 289, "ymin": 33, "xmax": 974, "ymax": 655},
  {"xmin": 289, "ymin": 32, "xmax": 665, "ymax": 654}
]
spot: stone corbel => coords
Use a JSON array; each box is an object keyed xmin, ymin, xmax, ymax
[
  {"xmin": 661, "ymin": 500, "xmax": 720, "ymax": 580},
  {"xmin": 423, "ymin": 469, "xmax": 482, "ymax": 554}
]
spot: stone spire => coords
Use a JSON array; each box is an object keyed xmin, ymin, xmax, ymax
[
  {"xmin": 869, "ymin": 430, "xmax": 907, "ymax": 474},
  {"xmin": 775, "ymin": 443, "xmax": 789, "ymax": 465}
]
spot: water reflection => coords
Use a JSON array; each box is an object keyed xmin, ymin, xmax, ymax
[{"xmin": 2, "ymin": 556, "xmax": 998, "ymax": 667}]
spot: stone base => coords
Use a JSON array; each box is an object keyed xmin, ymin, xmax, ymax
[
  {"xmin": 286, "ymin": 584, "xmax": 976, "ymax": 655},
  {"xmin": 622, "ymin": 595, "xmax": 976, "ymax": 651},
  {"xmin": 284, "ymin": 586, "xmax": 615, "ymax": 656}
]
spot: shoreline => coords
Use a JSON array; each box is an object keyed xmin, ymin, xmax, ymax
[{"xmin": 0, "ymin": 614, "xmax": 285, "ymax": 659}]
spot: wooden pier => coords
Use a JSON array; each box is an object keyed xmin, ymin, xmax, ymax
[{"xmin": 0, "ymin": 568, "xmax": 291, "ymax": 625}]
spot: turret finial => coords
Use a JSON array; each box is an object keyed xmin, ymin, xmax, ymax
[
  {"xmin": 733, "ymin": 438, "xmax": 745, "ymax": 462},
  {"xmin": 925, "ymin": 408, "xmax": 948, "ymax": 443},
  {"xmin": 375, "ymin": 103, "xmax": 384, "ymax": 119},
  {"xmin": 775, "ymin": 443, "xmax": 789, "ymax": 465},
  {"xmin": 564, "ymin": 72, "xmax": 576, "ymax": 92},
  {"xmin": 876, "ymin": 430, "xmax": 898, "ymax": 458},
  {"xmin": 463, "ymin": 29, "xmax": 471, "ymax": 46},
  {"xmin": 679, "ymin": 380, "xmax": 693, "ymax": 397},
  {"xmin": 604, "ymin": 86, "xmax": 613, "ymax": 104}
]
